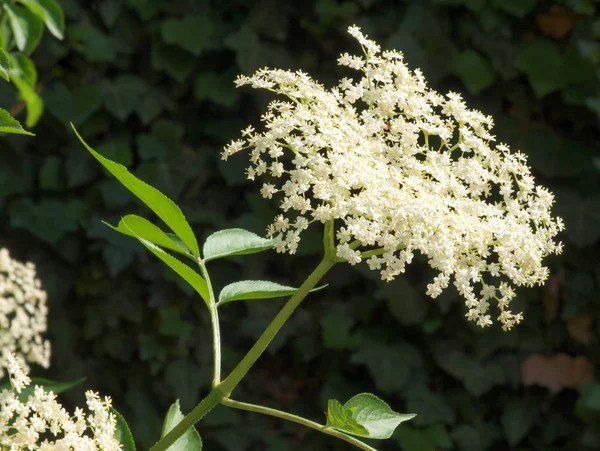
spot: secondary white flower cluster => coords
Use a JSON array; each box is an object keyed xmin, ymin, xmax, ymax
[
  {"xmin": 0, "ymin": 248, "xmax": 50, "ymax": 377},
  {"xmin": 1, "ymin": 353, "xmax": 122, "ymax": 450},
  {"xmin": 223, "ymin": 26, "xmax": 563, "ymax": 330}
]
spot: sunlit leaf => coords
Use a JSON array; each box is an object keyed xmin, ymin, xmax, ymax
[
  {"xmin": 217, "ymin": 280, "xmax": 326, "ymax": 306},
  {"xmin": 160, "ymin": 400, "xmax": 203, "ymax": 451},
  {"xmin": 203, "ymin": 228, "xmax": 278, "ymax": 261},
  {"xmin": 17, "ymin": 0, "xmax": 65, "ymax": 39},
  {"xmin": 4, "ymin": 3, "xmax": 44, "ymax": 55},
  {"xmin": 326, "ymin": 393, "xmax": 416, "ymax": 439},
  {"xmin": 0, "ymin": 108, "xmax": 33, "ymax": 135}
]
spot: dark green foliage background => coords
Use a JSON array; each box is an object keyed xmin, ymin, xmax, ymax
[{"xmin": 1, "ymin": 0, "xmax": 599, "ymax": 449}]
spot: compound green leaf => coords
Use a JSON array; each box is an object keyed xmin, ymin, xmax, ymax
[
  {"xmin": 12, "ymin": 74, "xmax": 43, "ymax": 127},
  {"xmin": 0, "ymin": 48, "xmax": 11, "ymax": 81},
  {"xmin": 326, "ymin": 393, "xmax": 416, "ymax": 439},
  {"xmin": 121, "ymin": 216, "xmax": 209, "ymax": 305},
  {"xmin": 203, "ymin": 228, "xmax": 278, "ymax": 261},
  {"xmin": 217, "ymin": 280, "xmax": 326, "ymax": 306},
  {"xmin": 106, "ymin": 215, "xmax": 193, "ymax": 258},
  {"xmin": 72, "ymin": 125, "xmax": 200, "ymax": 258},
  {"xmin": 112, "ymin": 408, "xmax": 137, "ymax": 451},
  {"xmin": 0, "ymin": 108, "xmax": 33, "ymax": 135},
  {"xmin": 4, "ymin": 3, "xmax": 44, "ymax": 55},
  {"xmin": 161, "ymin": 400, "xmax": 203, "ymax": 451},
  {"xmin": 17, "ymin": 0, "xmax": 65, "ymax": 39}
]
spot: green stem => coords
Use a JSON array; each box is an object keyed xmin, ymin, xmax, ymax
[
  {"xmin": 150, "ymin": 388, "xmax": 224, "ymax": 451},
  {"xmin": 152, "ymin": 225, "xmax": 338, "ymax": 450},
  {"xmin": 222, "ymin": 398, "xmax": 377, "ymax": 451},
  {"xmin": 218, "ymin": 254, "xmax": 336, "ymax": 395},
  {"xmin": 198, "ymin": 258, "xmax": 221, "ymax": 385}
]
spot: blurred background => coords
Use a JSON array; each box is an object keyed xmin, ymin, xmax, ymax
[{"xmin": 0, "ymin": 0, "xmax": 599, "ymax": 449}]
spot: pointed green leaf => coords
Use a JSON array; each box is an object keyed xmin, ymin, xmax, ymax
[
  {"xmin": 217, "ymin": 280, "xmax": 326, "ymax": 306},
  {"xmin": 1, "ymin": 377, "xmax": 86, "ymax": 401},
  {"xmin": 326, "ymin": 393, "xmax": 416, "ymax": 439},
  {"xmin": 12, "ymin": 74, "xmax": 43, "ymax": 127},
  {"xmin": 105, "ymin": 215, "xmax": 193, "ymax": 258},
  {"xmin": 112, "ymin": 408, "xmax": 137, "ymax": 451},
  {"xmin": 121, "ymin": 216, "xmax": 209, "ymax": 305},
  {"xmin": 161, "ymin": 400, "xmax": 203, "ymax": 451},
  {"xmin": 72, "ymin": 125, "xmax": 200, "ymax": 258},
  {"xmin": 4, "ymin": 3, "xmax": 44, "ymax": 55},
  {"xmin": 0, "ymin": 108, "xmax": 33, "ymax": 135},
  {"xmin": 17, "ymin": 0, "xmax": 65, "ymax": 39},
  {"xmin": 0, "ymin": 47, "xmax": 11, "ymax": 81},
  {"xmin": 203, "ymin": 228, "xmax": 278, "ymax": 261}
]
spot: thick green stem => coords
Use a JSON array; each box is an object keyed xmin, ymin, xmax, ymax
[
  {"xmin": 149, "ymin": 388, "xmax": 224, "ymax": 451},
  {"xmin": 222, "ymin": 398, "xmax": 377, "ymax": 451},
  {"xmin": 218, "ymin": 254, "xmax": 336, "ymax": 395},
  {"xmin": 198, "ymin": 259, "xmax": 221, "ymax": 385}
]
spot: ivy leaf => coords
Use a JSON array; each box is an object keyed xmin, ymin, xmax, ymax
[
  {"xmin": 0, "ymin": 108, "xmax": 33, "ymax": 135},
  {"xmin": 72, "ymin": 125, "xmax": 200, "ymax": 258},
  {"xmin": 217, "ymin": 280, "xmax": 326, "ymax": 306},
  {"xmin": 121, "ymin": 216, "xmax": 209, "ymax": 306},
  {"xmin": 161, "ymin": 15, "xmax": 213, "ymax": 56},
  {"xmin": 17, "ymin": 0, "xmax": 65, "ymax": 39},
  {"xmin": 112, "ymin": 408, "xmax": 137, "ymax": 451},
  {"xmin": 452, "ymin": 50, "xmax": 496, "ymax": 94},
  {"xmin": 515, "ymin": 39, "xmax": 563, "ymax": 97},
  {"xmin": 203, "ymin": 228, "xmax": 278, "ymax": 261},
  {"xmin": 160, "ymin": 400, "xmax": 203, "ymax": 451},
  {"xmin": 105, "ymin": 214, "xmax": 193, "ymax": 258},
  {"xmin": 11, "ymin": 74, "xmax": 43, "ymax": 127},
  {"xmin": 0, "ymin": 47, "xmax": 11, "ymax": 81},
  {"xmin": 4, "ymin": 3, "xmax": 44, "ymax": 55},
  {"xmin": 326, "ymin": 393, "xmax": 416, "ymax": 439}
]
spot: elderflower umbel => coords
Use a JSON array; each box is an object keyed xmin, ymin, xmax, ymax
[
  {"xmin": 222, "ymin": 26, "xmax": 563, "ymax": 330},
  {"xmin": 0, "ymin": 248, "xmax": 50, "ymax": 377},
  {"xmin": 1, "ymin": 353, "xmax": 122, "ymax": 450}
]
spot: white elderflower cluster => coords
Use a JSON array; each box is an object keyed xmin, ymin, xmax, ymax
[
  {"xmin": 0, "ymin": 248, "xmax": 50, "ymax": 377},
  {"xmin": 1, "ymin": 353, "xmax": 122, "ymax": 450},
  {"xmin": 222, "ymin": 26, "xmax": 563, "ymax": 330}
]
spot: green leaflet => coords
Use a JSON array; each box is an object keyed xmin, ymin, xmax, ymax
[
  {"xmin": 0, "ymin": 107, "xmax": 33, "ymax": 135},
  {"xmin": 160, "ymin": 400, "xmax": 203, "ymax": 451},
  {"xmin": 326, "ymin": 393, "xmax": 416, "ymax": 439},
  {"xmin": 0, "ymin": 47, "xmax": 11, "ymax": 81},
  {"xmin": 217, "ymin": 280, "xmax": 326, "ymax": 306},
  {"xmin": 203, "ymin": 228, "xmax": 278, "ymax": 261},
  {"xmin": 72, "ymin": 125, "xmax": 200, "ymax": 258},
  {"xmin": 105, "ymin": 214, "xmax": 193, "ymax": 259},
  {"xmin": 112, "ymin": 408, "xmax": 137, "ymax": 451},
  {"xmin": 121, "ymin": 216, "xmax": 209, "ymax": 305},
  {"xmin": 17, "ymin": 0, "xmax": 65, "ymax": 39},
  {"xmin": 4, "ymin": 3, "xmax": 43, "ymax": 55}
]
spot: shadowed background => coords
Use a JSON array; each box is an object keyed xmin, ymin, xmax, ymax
[{"xmin": 0, "ymin": 0, "xmax": 599, "ymax": 449}]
